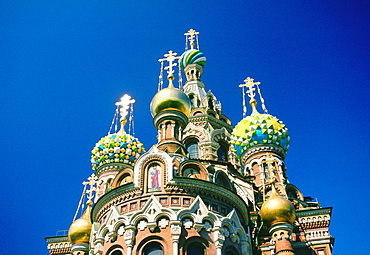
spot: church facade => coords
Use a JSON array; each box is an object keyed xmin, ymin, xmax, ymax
[{"xmin": 45, "ymin": 29, "xmax": 334, "ymax": 255}]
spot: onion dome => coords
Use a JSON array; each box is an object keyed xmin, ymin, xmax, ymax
[
  {"xmin": 260, "ymin": 188, "xmax": 296, "ymax": 226},
  {"xmin": 150, "ymin": 84, "xmax": 191, "ymax": 117},
  {"xmin": 179, "ymin": 49, "xmax": 206, "ymax": 70},
  {"xmin": 91, "ymin": 94, "xmax": 145, "ymax": 171},
  {"xmin": 231, "ymin": 101, "xmax": 290, "ymax": 158},
  {"xmin": 91, "ymin": 133, "xmax": 144, "ymax": 170},
  {"xmin": 68, "ymin": 206, "xmax": 92, "ymax": 244}
]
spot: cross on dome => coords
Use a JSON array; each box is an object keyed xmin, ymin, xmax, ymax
[
  {"xmin": 239, "ymin": 77, "xmax": 261, "ymax": 101},
  {"xmin": 115, "ymin": 94, "xmax": 136, "ymax": 121},
  {"xmin": 82, "ymin": 174, "xmax": 100, "ymax": 205},
  {"xmin": 184, "ymin": 29, "xmax": 199, "ymax": 49}
]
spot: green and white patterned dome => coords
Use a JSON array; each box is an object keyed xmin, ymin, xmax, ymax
[
  {"xmin": 231, "ymin": 111, "xmax": 290, "ymax": 158},
  {"xmin": 91, "ymin": 133, "xmax": 145, "ymax": 171}
]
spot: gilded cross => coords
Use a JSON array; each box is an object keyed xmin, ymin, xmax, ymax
[
  {"xmin": 239, "ymin": 77, "xmax": 261, "ymax": 101},
  {"xmin": 82, "ymin": 174, "xmax": 100, "ymax": 205},
  {"xmin": 115, "ymin": 94, "xmax": 135, "ymax": 121},
  {"xmin": 158, "ymin": 50, "xmax": 180, "ymax": 77},
  {"xmin": 184, "ymin": 29, "xmax": 199, "ymax": 49}
]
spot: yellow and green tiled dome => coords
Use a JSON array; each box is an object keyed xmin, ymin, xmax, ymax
[
  {"xmin": 231, "ymin": 113, "xmax": 290, "ymax": 158},
  {"xmin": 91, "ymin": 133, "xmax": 145, "ymax": 171}
]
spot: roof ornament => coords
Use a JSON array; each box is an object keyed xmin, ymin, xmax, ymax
[
  {"xmin": 111, "ymin": 94, "xmax": 136, "ymax": 135},
  {"xmin": 184, "ymin": 29, "xmax": 200, "ymax": 50},
  {"xmin": 158, "ymin": 50, "xmax": 181, "ymax": 90},
  {"xmin": 72, "ymin": 174, "xmax": 100, "ymax": 221},
  {"xmin": 239, "ymin": 77, "xmax": 268, "ymax": 117}
]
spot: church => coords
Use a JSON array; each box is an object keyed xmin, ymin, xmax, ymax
[{"xmin": 45, "ymin": 29, "xmax": 334, "ymax": 255}]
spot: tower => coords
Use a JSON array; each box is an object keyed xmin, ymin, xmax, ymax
[{"xmin": 45, "ymin": 29, "xmax": 334, "ymax": 255}]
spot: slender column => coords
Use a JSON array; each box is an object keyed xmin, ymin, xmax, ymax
[
  {"xmin": 171, "ymin": 222, "xmax": 181, "ymax": 255},
  {"xmin": 124, "ymin": 226, "xmax": 136, "ymax": 255},
  {"xmin": 213, "ymin": 228, "xmax": 225, "ymax": 255}
]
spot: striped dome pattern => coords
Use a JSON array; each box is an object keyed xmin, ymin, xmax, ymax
[{"xmin": 179, "ymin": 49, "xmax": 206, "ymax": 70}]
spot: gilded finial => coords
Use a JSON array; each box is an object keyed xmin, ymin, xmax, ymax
[
  {"xmin": 82, "ymin": 174, "xmax": 100, "ymax": 206},
  {"xmin": 239, "ymin": 77, "xmax": 261, "ymax": 115},
  {"xmin": 115, "ymin": 94, "xmax": 135, "ymax": 134},
  {"xmin": 158, "ymin": 50, "xmax": 180, "ymax": 88},
  {"xmin": 184, "ymin": 29, "xmax": 200, "ymax": 50}
]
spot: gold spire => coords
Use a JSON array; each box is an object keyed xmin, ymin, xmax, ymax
[
  {"xmin": 158, "ymin": 50, "xmax": 180, "ymax": 88},
  {"xmin": 184, "ymin": 29, "xmax": 199, "ymax": 49},
  {"xmin": 239, "ymin": 77, "xmax": 261, "ymax": 115},
  {"xmin": 115, "ymin": 94, "xmax": 136, "ymax": 134}
]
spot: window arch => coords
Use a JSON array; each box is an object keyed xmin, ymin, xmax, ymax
[
  {"xmin": 186, "ymin": 139, "xmax": 199, "ymax": 159},
  {"xmin": 106, "ymin": 245, "xmax": 124, "ymax": 255},
  {"xmin": 143, "ymin": 242, "xmax": 163, "ymax": 255},
  {"xmin": 224, "ymin": 246, "xmax": 240, "ymax": 255},
  {"xmin": 217, "ymin": 142, "xmax": 228, "ymax": 162},
  {"xmin": 186, "ymin": 242, "xmax": 205, "ymax": 255}
]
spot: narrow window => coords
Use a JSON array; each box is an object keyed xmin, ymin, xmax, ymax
[{"xmin": 186, "ymin": 140, "xmax": 199, "ymax": 159}]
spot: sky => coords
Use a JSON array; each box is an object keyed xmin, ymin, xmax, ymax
[{"xmin": 0, "ymin": 1, "xmax": 369, "ymax": 254}]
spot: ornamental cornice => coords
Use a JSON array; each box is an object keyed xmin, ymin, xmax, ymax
[
  {"xmin": 189, "ymin": 115, "xmax": 233, "ymax": 132},
  {"xmin": 296, "ymin": 207, "xmax": 332, "ymax": 217},
  {"xmin": 165, "ymin": 178, "xmax": 249, "ymax": 224},
  {"xmin": 92, "ymin": 184, "xmax": 141, "ymax": 222},
  {"xmin": 241, "ymin": 145, "xmax": 286, "ymax": 165},
  {"xmin": 95, "ymin": 163, "xmax": 129, "ymax": 177}
]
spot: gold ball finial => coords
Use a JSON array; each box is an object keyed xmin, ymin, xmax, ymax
[
  {"xmin": 260, "ymin": 188, "xmax": 296, "ymax": 226},
  {"xmin": 68, "ymin": 206, "xmax": 92, "ymax": 244}
]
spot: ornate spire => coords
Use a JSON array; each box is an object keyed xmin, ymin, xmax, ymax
[
  {"xmin": 115, "ymin": 94, "xmax": 136, "ymax": 134},
  {"xmin": 158, "ymin": 50, "xmax": 181, "ymax": 88},
  {"xmin": 184, "ymin": 29, "xmax": 200, "ymax": 50},
  {"xmin": 239, "ymin": 77, "xmax": 268, "ymax": 116},
  {"xmin": 82, "ymin": 173, "xmax": 100, "ymax": 206}
]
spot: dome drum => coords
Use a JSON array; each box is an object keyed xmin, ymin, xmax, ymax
[{"xmin": 153, "ymin": 110, "xmax": 189, "ymax": 130}]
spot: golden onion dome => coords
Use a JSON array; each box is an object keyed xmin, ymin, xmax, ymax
[
  {"xmin": 260, "ymin": 190, "xmax": 296, "ymax": 226},
  {"xmin": 68, "ymin": 206, "xmax": 92, "ymax": 244},
  {"xmin": 150, "ymin": 82, "xmax": 191, "ymax": 117}
]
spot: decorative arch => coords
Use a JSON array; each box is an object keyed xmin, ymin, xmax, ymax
[
  {"xmin": 211, "ymin": 128, "xmax": 231, "ymax": 162},
  {"xmin": 106, "ymin": 245, "xmax": 124, "ymax": 255},
  {"xmin": 178, "ymin": 161, "xmax": 209, "ymax": 181},
  {"xmin": 134, "ymin": 146, "xmax": 173, "ymax": 192},
  {"xmin": 129, "ymin": 195, "xmax": 177, "ymax": 231},
  {"xmin": 214, "ymin": 171, "xmax": 233, "ymax": 190},
  {"xmin": 183, "ymin": 122, "xmax": 210, "ymax": 142},
  {"xmin": 190, "ymin": 107, "xmax": 207, "ymax": 117},
  {"xmin": 136, "ymin": 237, "xmax": 167, "ymax": 255},
  {"xmin": 111, "ymin": 168, "xmax": 134, "ymax": 188},
  {"xmin": 183, "ymin": 236, "xmax": 209, "ymax": 255},
  {"xmin": 177, "ymin": 196, "xmax": 220, "ymax": 231}
]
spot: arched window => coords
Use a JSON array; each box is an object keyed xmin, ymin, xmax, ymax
[
  {"xmin": 107, "ymin": 245, "xmax": 124, "ymax": 255},
  {"xmin": 217, "ymin": 143, "xmax": 228, "ymax": 162},
  {"xmin": 186, "ymin": 140, "xmax": 199, "ymax": 159},
  {"xmin": 225, "ymin": 246, "xmax": 240, "ymax": 255},
  {"xmin": 143, "ymin": 242, "xmax": 163, "ymax": 255},
  {"xmin": 186, "ymin": 242, "xmax": 205, "ymax": 255}
]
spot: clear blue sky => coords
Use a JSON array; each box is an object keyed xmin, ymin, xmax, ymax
[{"xmin": 1, "ymin": 1, "xmax": 369, "ymax": 254}]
